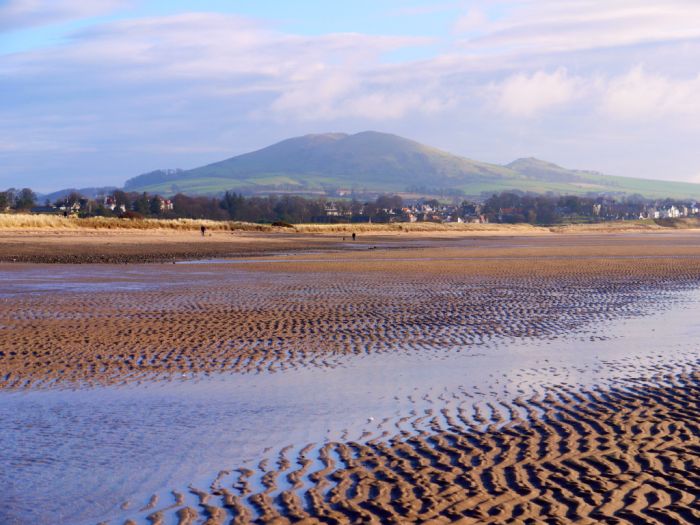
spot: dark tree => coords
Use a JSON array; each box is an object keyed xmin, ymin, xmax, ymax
[
  {"xmin": 133, "ymin": 193, "xmax": 151, "ymax": 215},
  {"xmin": 221, "ymin": 191, "xmax": 245, "ymax": 220},
  {"xmin": 56, "ymin": 191, "xmax": 83, "ymax": 208},
  {"xmin": 14, "ymin": 188, "xmax": 36, "ymax": 210},
  {"xmin": 113, "ymin": 190, "xmax": 132, "ymax": 210},
  {"xmin": 149, "ymin": 197, "xmax": 162, "ymax": 216}
]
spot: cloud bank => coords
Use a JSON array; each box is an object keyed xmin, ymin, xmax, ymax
[{"xmin": 1, "ymin": 1, "xmax": 700, "ymax": 190}]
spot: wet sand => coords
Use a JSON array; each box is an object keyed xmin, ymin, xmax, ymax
[
  {"xmin": 4, "ymin": 237, "xmax": 700, "ymax": 388},
  {"xmin": 3, "ymin": 227, "xmax": 700, "ymax": 263},
  {"xmin": 0, "ymin": 228, "xmax": 538, "ymax": 264},
  {"xmin": 0, "ymin": 229, "xmax": 346, "ymax": 263},
  {"xmin": 1, "ymin": 232, "xmax": 700, "ymax": 523},
  {"xmin": 279, "ymin": 372, "xmax": 700, "ymax": 525},
  {"xmin": 120, "ymin": 372, "xmax": 699, "ymax": 525}
]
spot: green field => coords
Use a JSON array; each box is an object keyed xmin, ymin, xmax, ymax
[{"xmin": 124, "ymin": 132, "xmax": 700, "ymax": 200}]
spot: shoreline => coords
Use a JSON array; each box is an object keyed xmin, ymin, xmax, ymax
[
  {"xmin": 2, "ymin": 221, "xmax": 700, "ymax": 264},
  {"xmin": 4, "ymin": 238, "xmax": 700, "ymax": 389},
  {"xmin": 2, "ymin": 235, "xmax": 700, "ymax": 523}
]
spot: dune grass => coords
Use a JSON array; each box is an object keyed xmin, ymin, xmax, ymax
[
  {"xmin": 550, "ymin": 218, "xmax": 700, "ymax": 233},
  {"xmin": 0, "ymin": 214, "xmax": 272, "ymax": 232},
  {"xmin": 2, "ymin": 213, "xmax": 699, "ymax": 234},
  {"xmin": 0, "ymin": 214, "xmax": 543, "ymax": 234},
  {"xmin": 289, "ymin": 218, "xmax": 700, "ymax": 234},
  {"xmin": 291, "ymin": 222, "xmax": 540, "ymax": 233}
]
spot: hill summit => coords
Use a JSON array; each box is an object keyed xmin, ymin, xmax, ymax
[{"xmin": 124, "ymin": 131, "xmax": 700, "ymax": 199}]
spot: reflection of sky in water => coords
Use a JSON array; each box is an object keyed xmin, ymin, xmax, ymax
[
  {"xmin": 0, "ymin": 265, "xmax": 250, "ymax": 295},
  {"xmin": 177, "ymin": 253, "xmax": 700, "ymax": 265},
  {"xmin": 0, "ymin": 269, "xmax": 699, "ymax": 524}
]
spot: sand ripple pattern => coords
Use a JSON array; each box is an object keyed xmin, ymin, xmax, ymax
[
  {"xmin": 3, "ymin": 257, "xmax": 700, "ymax": 388},
  {"xmin": 114, "ymin": 371, "xmax": 700, "ymax": 524}
]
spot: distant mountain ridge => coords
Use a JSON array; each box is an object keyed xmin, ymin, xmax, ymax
[
  {"xmin": 38, "ymin": 186, "xmax": 118, "ymax": 203},
  {"xmin": 123, "ymin": 131, "xmax": 700, "ymax": 200}
]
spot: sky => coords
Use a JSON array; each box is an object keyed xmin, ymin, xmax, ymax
[{"xmin": 2, "ymin": 0, "xmax": 700, "ymax": 192}]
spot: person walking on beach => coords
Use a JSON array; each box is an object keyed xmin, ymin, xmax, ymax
[
  {"xmin": 352, "ymin": 232, "xmax": 356, "ymax": 241},
  {"xmin": 200, "ymin": 225, "xmax": 207, "ymax": 237}
]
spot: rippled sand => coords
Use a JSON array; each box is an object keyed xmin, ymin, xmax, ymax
[
  {"xmin": 4, "ymin": 247, "xmax": 700, "ymax": 389},
  {"xmin": 133, "ymin": 373, "xmax": 699, "ymax": 525},
  {"xmin": 1, "ymin": 234, "xmax": 700, "ymax": 524}
]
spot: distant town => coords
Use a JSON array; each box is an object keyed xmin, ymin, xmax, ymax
[{"xmin": 1, "ymin": 187, "xmax": 699, "ymax": 225}]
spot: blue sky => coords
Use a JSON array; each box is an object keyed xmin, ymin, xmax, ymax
[
  {"xmin": 2, "ymin": 1, "xmax": 456, "ymax": 53},
  {"xmin": 2, "ymin": 0, "xmax": 700, "ymax": 191}
]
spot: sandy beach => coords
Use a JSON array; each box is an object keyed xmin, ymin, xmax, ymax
[
  {"xmin": 3, "ymin": 234, "xmax": 700, "ymax": 388},
  {"xmin": 1, "ymin": 230, "xmax": 699, "ymax": 524},
  {"xmin": 1, "ymin": 218, "xmax": 699, "ymax": 263},
  {"xmin": 7, "ymin": 1, "xmax": 700, "ymax": 522},
  {"xmin": 159, "ymin": 373, "xmax": 699, "ymax": 524}
]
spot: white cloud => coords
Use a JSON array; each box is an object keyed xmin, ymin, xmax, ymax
[
  {"xmin": 4, "ymin": 13, "xmax": 425, "ymax": 80},
  {"xmin": 486, "ymin": 64, "xmax": 700, "ymax": 123},
  {"xmin": 3, "ymin": 2, "xmax": 700, "ymax": 188},
  {"xmin": 459, "ymin": 0, "xmax": 700, "ymax": 55},
  {"xmin": 601, "ymin": 66, "xmax": 700, "ymax": 120},
  {"xmin": 266, "ymin": 58, "xmax": 454, "ymax": 121},
  {"xmin": 490, "ymin": 68, "xmax": 583, "ymax": 117},
  {"xmin": 2, "ymin": 12, "xmax": 441, "ymax": 123},
  {"xmin": 270, "ymin": 80, "xmax": 451, "ymax": 121}
]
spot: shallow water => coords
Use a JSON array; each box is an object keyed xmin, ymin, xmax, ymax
[
  {"xmin": 1, "ymin": 268, "xmax": 699, "ymax": 524},
  {"xmin": 177, "ymin": 253, "xmax": 700, "ymax": 265}
]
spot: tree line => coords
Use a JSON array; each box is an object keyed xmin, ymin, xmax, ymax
[
  {"xmin": 161, "ymin": 192, "xmax": 407, "ymax": 222},
  {"xmin": 0, "ymin": 188, "xmax": 37, "ymax": 211},
  {"xmin": 2, "ymin": 186, "xmax": 698, "ymax": 224},
  {"xmin": 0, "ymin": 188, "xmax": 408, "ymax": 223},
  {"xmin": 481, "ymin": 192, "xmax": 696, "ymax": 224}
]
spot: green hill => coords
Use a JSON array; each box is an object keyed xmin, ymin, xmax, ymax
[{"xmin": 123, "ymin": 131, "xmax": 700, "ymax": 199}]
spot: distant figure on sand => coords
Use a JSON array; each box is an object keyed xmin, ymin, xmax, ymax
[
  {"xmin": 352, "ymin": 232, "xmax": 356, "ymax": 241},
  {"xmin": 200, "ymin": 225, "xmax": 206, "ymax": 237}
]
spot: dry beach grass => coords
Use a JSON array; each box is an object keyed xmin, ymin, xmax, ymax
[
  {"xmin": 2, "ymin": 212, "xmax": 699, "ymax": 235},
  {"xmin": 2, "ymin": 214, "xmax": 700, "ymax": 264},
  {"xmin": 0, "ymin": 213, "xmax": 272, "ymax": 231}
]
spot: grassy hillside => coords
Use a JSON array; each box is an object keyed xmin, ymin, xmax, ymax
[{"xmin": 124, "ymin": 131, "xmax": 700, "ymax": 199}]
